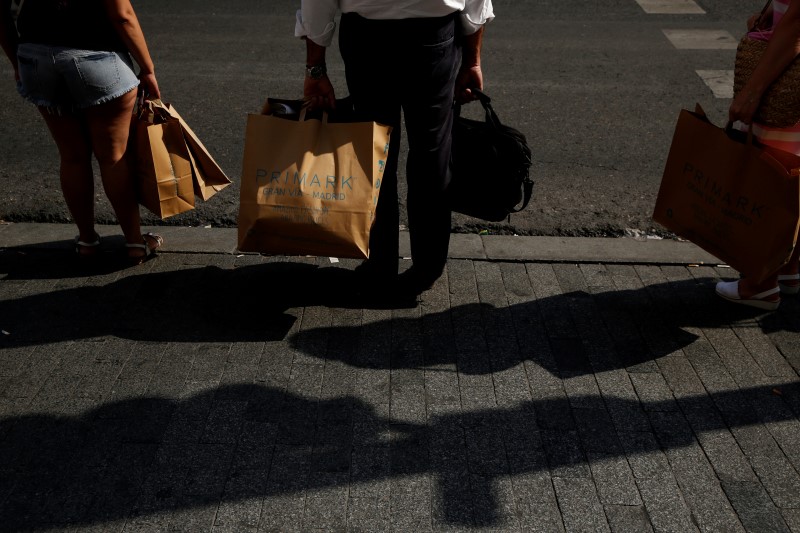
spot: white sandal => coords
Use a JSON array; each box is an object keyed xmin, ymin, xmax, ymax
[
  {"xmin": 126, "ymin": 232, "xmax": 163, "ymax": 265},
  {"xmin": 74, "ymin": 233, "xmax": 100, "ymax": 258},
  {"xmin": 715, "ymin": 280, "xmax": 780, "ymax": 311}
]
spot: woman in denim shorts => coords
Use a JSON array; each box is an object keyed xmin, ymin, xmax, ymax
[{"xmin": 0, "ymin": 0, "xmax": 163, "ymax": 264}]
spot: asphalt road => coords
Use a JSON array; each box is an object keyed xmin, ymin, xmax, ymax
[{"xmin": 0, "ymin": 0, "xmax": 757, "ymax": 237}]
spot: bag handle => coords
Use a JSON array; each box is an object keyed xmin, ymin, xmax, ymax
[
  {"xmin": 749, "ymin": 0, "xmax": 774, "ymax": 32},
  {"xmin": 453, "ymin": 89, "xmax": 534, "ymax": 217},
  {"xmin": 298, "ymin": 108, "xmax": 330, "ymax": 124},
  {"xmin": 453, "ymin": 88, "xmax": 502, "ymax": 128},
  {"xmin": 471, "ymin": 89, "xmax": 534, "ymax": 217}
]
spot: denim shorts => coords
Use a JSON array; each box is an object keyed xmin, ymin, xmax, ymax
[{"xmin": 16, "ymin": 43, "xmax": 139, "ymax": 113}]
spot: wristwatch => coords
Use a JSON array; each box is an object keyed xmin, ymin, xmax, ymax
[{"xmin": 306, "ymin": 64, "xmax": 327, "ymax": 80}]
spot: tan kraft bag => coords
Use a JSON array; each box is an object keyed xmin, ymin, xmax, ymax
[
  {"xmin": 131, "ymin": 99, "xmax": 231, "ymax": 219},
  {"xmin": 131, "ymin": 101, "xmax": 195, "ymax": 219},
  {"xmin": 238, "ymin": 102, "xmax": 391, "ymax": 258},
  {"xmin": 653, "ymin": 105, "xmax": 800, "ymax": 282}
]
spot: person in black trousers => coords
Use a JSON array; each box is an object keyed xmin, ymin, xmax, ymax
[{"xmin": 296, "ymin": 1, "xmax": 494, "ymax": 296}]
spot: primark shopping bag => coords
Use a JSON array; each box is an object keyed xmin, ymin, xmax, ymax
[
  {"xmin": 653, "ymin": 105, "xmax": 800, "ymax": 282},
  {"xmin": 237, "ymin": 98, "xmax": 391, "ymax": 258}
]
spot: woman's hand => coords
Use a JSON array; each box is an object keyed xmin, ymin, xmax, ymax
[
  {"xmin": 139, "ymin": 71, "xmax": 160, "ymax": 100},
  {"xmin": 729, "ymin": 86, "xmax": 760, "ymax": 125}
]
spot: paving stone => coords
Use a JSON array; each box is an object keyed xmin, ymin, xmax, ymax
[
  {"xmin": 746, "ymin": 454, "xmax": 800, "ymax": 510},
  {"xmin": 302, "ymin": 474, "xmax": 348, "ymax": 530},
  {"xmin": 664, "ymin": 442, "xmax": 744, "ymax": 532},
  {"xmin": 657, "ymin": 354, "xmax": 707, "ymax": 396},
  {"xmin": 513, "ymin": 498, "xmax": 566, "ymax": 532},
  {"xmin": 722, "ymin": 481, "xmax": 791, "ymax": 533},
  {"xmin": 604, "ymin": 504, "xmax": 654, "ymax": 533},
  {"xmin": 573, "ymin": 408, "xmax": 623, "ymax": 455},
  {"xmin": 392, "ymin": 475, "xmax": 432, "ymax": 531},
  {"xmin": 587, "ymin": 453, "xmax": 642, "ymax": 506},
  {"xmin": 553, "ymin": 477, "xmax": 611, "ymax": 533},
  {"xmin": 637, "ymin": 474, "xmax": 699, "ymax": 533},
  {"xmin": 781, "ymin": 508, "xmax": 800, "ymax": 532},
  {"xmin": 617, "ymin": 431, "xmax": 671, "ymax": 480},
  {"xmin": 346, "ymin": 495, "xmax": 390, "ymax": 531},
  {"xmin": 541, "ymin": 429, "xmax": 591, "ymax": 479}
]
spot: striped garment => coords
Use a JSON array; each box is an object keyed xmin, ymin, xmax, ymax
[{"xmin": 739, "ymin": 0, "xmax": 800, "ymax": 155}]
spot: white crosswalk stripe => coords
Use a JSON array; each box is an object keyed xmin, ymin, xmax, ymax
[
  {"xmin": 696, "ymin": 70, "xmax": 734, "ymax": 98},
  {"xmin": 662, "ymin": 29, "xmax": 739, "ymax": 49},
  {"xmin": 635, "ymin": 0, "xmax": 705, "ymax": 14}
]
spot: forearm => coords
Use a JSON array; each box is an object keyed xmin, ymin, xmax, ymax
[
  {"xmin": 461, "ymin": 26, "xmax": 484, "ymax": 68},
  {"xmin": 454, "ymin": 25, "xmax": 485, "ymax": 102},
  {"xmin": 743, "ymin": 3, "xmax": 800, "ymax": 99},
  {"xmin": 305, "ymin": 36, "xmax": 327, "ymax": 66},
  {"xmin": 104, "ymin": 0, "xmax": 155, "ymax": 75}
]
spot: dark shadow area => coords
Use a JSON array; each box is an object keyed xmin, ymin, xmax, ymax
[
  {"xmin": 0, "ymin": 236, "xmax": 145, "ymax": 279},
  {"xmin": 2, "ymin": 247, "xmax": 797, "ymax": 375},
  {"xmin": 0, "ymin": 247, "xmax": 382, "ymax": 345},
  {"xmin": 287, "ymin": 271, "xmax": 799, "ymax": 376},
  {"xmin": 0, "ymin": 382, "xmax": 798, "ymax": 530}
]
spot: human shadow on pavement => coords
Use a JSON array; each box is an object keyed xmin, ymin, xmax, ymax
[
  {"xmin": 0, "ymin": 381, "xmax": 797, "ymax": 531},
  {"xmin": 2, "ymin": 247, "xmax": 795, "ymax": 374},
  {"xmin": 286, "ymin": 271, "xmax": 798, "ymax": 377},
  {"xmin": 0, "ymin": 250, "xmax": 366, "ymax": 345}
]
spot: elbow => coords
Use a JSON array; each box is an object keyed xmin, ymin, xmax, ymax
[{"xmin": 107, "ymin": 6, "xmax": 136, "ymax": 29}]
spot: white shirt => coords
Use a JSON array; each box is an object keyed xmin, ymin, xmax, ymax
[{"xmin": 295, "ymin": 0, "xmax": 494, "ymax": 47}]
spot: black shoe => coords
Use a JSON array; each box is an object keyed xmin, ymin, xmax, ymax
[{"xmin": 396, "ymin": 264, "xmax": 444, "ymax": 296}]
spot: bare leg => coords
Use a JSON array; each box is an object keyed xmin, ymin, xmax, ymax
[
  {"xmin": 38, "ymin": 108, "xmax": 96, "ymax": 248},
  {"xmin": 83, "ymin": 88, "xmax": 144, "ymax": 252}
]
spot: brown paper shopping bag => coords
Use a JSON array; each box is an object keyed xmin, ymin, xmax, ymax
[
  {"xmin": 238, "ymin": 100, "xmax": 391, "ymax": 258},
  {"xmin": 131, "ymin": 101, "xmax": 195, "ymax": 219},
  {"xmin": 653, "ymin": 105, "xmax": 800, "ymax": 282},
  {"xmin": 160, "ymin": 102, "xmax": 232, "ymax": 200}
]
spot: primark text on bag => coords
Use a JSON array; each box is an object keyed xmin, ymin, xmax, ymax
[
  {"xmin": 237, "ymin": 98, "xmax": 392, "ymax": 259},
  {"xmin": 653, "ymin": 105, "xmax": 800, "ymax": 283}
]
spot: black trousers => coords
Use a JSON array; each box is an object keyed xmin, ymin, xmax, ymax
[{"xmin": 339, "ymin": 12, "xmax": 459, "ymax": 274}]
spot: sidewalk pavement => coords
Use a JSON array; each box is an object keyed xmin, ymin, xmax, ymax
[{"xmin": 1, "ymin": 222, "xmax": 799, "ymax": 533}]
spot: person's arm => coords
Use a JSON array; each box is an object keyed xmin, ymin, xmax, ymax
[
  {"xmin": 730, "ymin": 1, "xmax": 800, "ymax": 124},
  {"xmin": 455, "ymin": 0, "xmax": 493, "ymax": 103},
  {"xmin": 0, "ymin": 0, "xmax": 19, "ymax": 81},
  {"xmin": 303, "ymin": 36, "xmax": 335, "ymax": 110},
  {"xmin": 455, "ymin": 26, "xmax": 484, "ymax": 104},
  {"xmin": 296, "ymin": 1, "xmax": 338, "ymax": 111},
  {"xmin": 102, "ymin": 0, "xmax": 160, "ymax": 99}
]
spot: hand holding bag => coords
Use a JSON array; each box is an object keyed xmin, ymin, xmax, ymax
[
  {"xmin": 448, "ymin": 89, "xmax": 533, "ymax": 222},
  {"xmin": 237, "ymin": 98, "xmax": 392, "ymax": 259},
  {"xmin": 653, "ymin": 105, "xmax": 800, "ymax": 282}
]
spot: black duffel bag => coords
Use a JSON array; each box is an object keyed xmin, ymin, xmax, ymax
[{"xmin": 448, "ymin": 89, "xmax": 533, "ymax": 222}]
